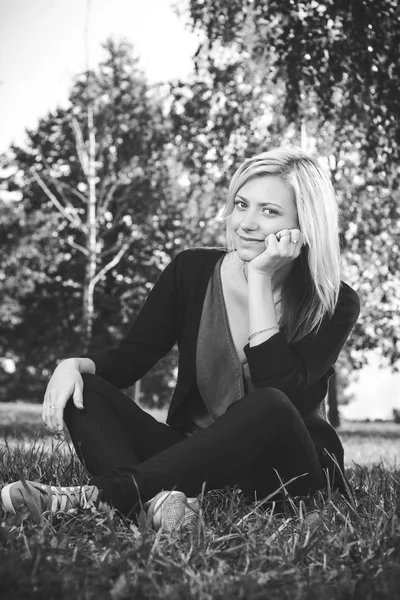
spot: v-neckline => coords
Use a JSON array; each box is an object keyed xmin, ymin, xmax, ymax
[{"xmin": 216, "ymin": 254, "xmax": 248, "ymax": 369}]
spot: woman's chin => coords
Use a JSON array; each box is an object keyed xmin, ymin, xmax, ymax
[{"xmin": 235, "ymin": 246, "xmax": 263, "ymax": 262}]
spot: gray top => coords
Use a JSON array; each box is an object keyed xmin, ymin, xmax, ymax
[{"xmin": 186, "ymin": 255, "xmax": 254, "ymax": 431}]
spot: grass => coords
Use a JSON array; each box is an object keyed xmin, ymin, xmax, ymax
[
  {"xmin": 0, "ymin": 404, "xmax": 400, "ymax": 599},
  {"xmin": 339, "ymin": 421, "xmax": 400, "ymax": 469}
]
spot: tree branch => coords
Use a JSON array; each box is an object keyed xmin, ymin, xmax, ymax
[
  {"xmin": 89, "ymin": 242, "xmax": 131, "ymax": 290},
  {"xmin": 31, "ymin": 171, "xmax": 83, "ymax": 230},
  {"xmin": 57, "ymin": 180, "xmax": 88, "ymax": 204},
  {"xmin": 98, "ymin": 179, "xmax": 120, "ymax": 217},
  {"xmin": 39, "ymin": 159, "xmax": 86, "ymax": 231},
  {"xmin": 99, "ymin": 239, "xmax": 132, "ymax": 260},
  {"xmin": 71, "ymin": 117, "xmax": 89, "ymax": 177},
  {"xmin": 66, "ymin": 236, "xmax": 90, "ymax": 256}
]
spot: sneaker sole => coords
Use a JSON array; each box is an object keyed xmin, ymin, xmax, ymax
[{"xmin": 1, "ymin": 484, "xmax": 16, "ymax": 514}]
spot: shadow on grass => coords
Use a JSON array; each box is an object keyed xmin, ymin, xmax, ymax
[{"xmin": 1, "ymin": 422, "xmax": 49, "ymax": 439}]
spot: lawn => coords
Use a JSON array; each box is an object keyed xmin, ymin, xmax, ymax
[{"xmin": 1, "ymin": 402, "xmax": 399, "ymax": 599}]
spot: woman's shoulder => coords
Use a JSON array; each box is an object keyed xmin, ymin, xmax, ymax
[
  {"xmin": 338, "ymin": 280, "xmax": 360, "ymax": 306},
  {"xmin": 336, "ymin": 280, "xmax": 361, "ymax": 319},
  {"xmin": 173, "ymin": 246, "xmax": 227, "ymax": 269},
  {"xmin": 168, "ymin": 247, "xmax": 227, "ymax": 297}
]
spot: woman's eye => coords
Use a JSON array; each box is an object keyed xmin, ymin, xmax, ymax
[
  {"xmin": 234, "ymin": 200, "xmax": 247, "ymax": 209},
  {"xmin": 263, "ymin": 208, "xmax": 279, "ymax": 216}
]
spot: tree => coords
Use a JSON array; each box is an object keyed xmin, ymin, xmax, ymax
[
  {"xmin": 167, "ymin": 0, "xmax": 400, "ymax": 423},
  {"xmin": 183, "ymin": 0, "xmax": 400, "ymax": 363},
  {"xmin": 0, "ymin": 40, "xmax": 190, "ymax": 402}
]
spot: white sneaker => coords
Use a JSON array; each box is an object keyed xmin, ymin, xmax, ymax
[{"xmin": 147, "ymin": 491, "xmax": 200, "ymax": 532}]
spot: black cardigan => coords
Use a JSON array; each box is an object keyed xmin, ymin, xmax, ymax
[{"xmin": 87, "ymin": 248, "xmax": 360, "ymax": 433}]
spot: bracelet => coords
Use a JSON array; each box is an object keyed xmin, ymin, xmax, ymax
[{"xmin": 248, "ymin": 325, "xmax": 279, "ymax": 342}]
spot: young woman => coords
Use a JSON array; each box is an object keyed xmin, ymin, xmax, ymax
[{"xmin": 2, "ymin": 149, "xmax": 360, "ymax": 531}]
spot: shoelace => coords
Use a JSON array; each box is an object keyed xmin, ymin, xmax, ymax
[{"xmin": 46, "ymin": 485, "xmax": 94, "ymax": 513}]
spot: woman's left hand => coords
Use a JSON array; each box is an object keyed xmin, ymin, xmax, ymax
[{"xmin": 247, "ymin": 228, "xmax": 303, "ymax": 279}]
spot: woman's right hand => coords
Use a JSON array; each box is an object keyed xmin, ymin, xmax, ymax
[
  {"xmin": 42, "ymin": 358, "xmax": 84, "ymax": 434},
  {"xmin": 247, "ymin": 228, "xmax": 303, "ymax": 280}
]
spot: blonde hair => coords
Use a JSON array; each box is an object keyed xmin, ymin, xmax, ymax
[{"xmin": 223, "ymin": 148, "xmax": 341, "ymax": 342}]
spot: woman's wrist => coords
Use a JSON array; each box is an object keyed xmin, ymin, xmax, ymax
[
  {"xmin": 248, "ymin": 325, "xmax": 279, "ymax": 342},
  {"xmin": 247, "ymin": 268, "xmax": 274, "ymax": 282}
]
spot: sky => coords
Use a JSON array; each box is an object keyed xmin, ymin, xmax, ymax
[
  {"xmin": 0, "ymin": 0, "xmax": 199, "ymax": 152},
  {"xmin": 341, "ymin": 353, "xmax": 400, "ymax": 421}
]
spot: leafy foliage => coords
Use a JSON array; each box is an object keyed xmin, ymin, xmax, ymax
[
  {"xmin": 0, "ymin": 40, "xmax": 190, "ymax": 402},
  {"xmin": 2, "ymin": 3, "xmax": 400, "ymax": 407},
  {"xmin": 182, "ymin": 0, "xmax": 400, "ymax": 369}
]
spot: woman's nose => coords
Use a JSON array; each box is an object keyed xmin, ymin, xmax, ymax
[{"xmin": 241, "ymin": 210, "xmax": 259, "ymax": 230}]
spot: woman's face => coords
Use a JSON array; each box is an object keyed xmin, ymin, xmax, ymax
[{"xmin": 228, "ymin": 175, "xmax": 299, "ymax": 262}]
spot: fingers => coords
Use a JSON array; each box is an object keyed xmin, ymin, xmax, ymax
[
  {"xmin": 50, "ymin": 403, "xmax": 65, "ymax": 433},
  {"xmin": 275, "ymin": 229, "xmax": 303, "ymax": 254},
  {"xmin": 44, "ymin": 391, "xmax": 56, "ymax": 432},
  {"xmin": 289, "ymin": 229, "xmax": 302, "ymax": 246},
  {"xmin": 42, "ymin": 387, "xmax": 56, "ymax": 432},
  {"xmin": 276, "ymin": 228, "xmax": 301, "ymax": 242},
  {"xmin": 265, "ymin": 233, "xmax": 279, "ymax": 252},
  {"xmin": 43, "ymin": 388, "xmax": 69, "ymax": 434},
  {"xmin": 46, "ymin": 397, "xmax": 61, "ymax": 433},
  {"xmin": 289, "ymin": 230, "xmax": 303, "ymax": 257},
  {"xmin": 275, "ymin": 229, "xmax": 291, "ymax": 242},
  {"xmin": 73, "ymin": 382, "xmax": 84, "ymax": 410},
  {"xmin": 275, "ymin": 229, "xmax": 292, "ymax": 251},
  {"xmin": 42, "ymin": 365, "xmax": 84, "ymax": 436},
  {"xmin": 42, "ymin": 386, "xmax": 49, "ymax": 426}
]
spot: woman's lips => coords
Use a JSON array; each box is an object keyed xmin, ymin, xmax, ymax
[{"xmin": 238, "ymin": 234, "xmax": 264, "ymax": 243}]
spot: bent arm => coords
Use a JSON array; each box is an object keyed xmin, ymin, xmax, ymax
[
  {"xmin": 41, "ymin": 250, "xmax": 184, "ymax": 435},
  {"xmin": 247, "ymin": 272, "xmax": 279, "ymax": 344},
  {"xmin": 244, "ymin": 282, "xmax": 360, "ymax": 404},
  {"xmin": 84, "ymin": 252, "xmax": 185, "ymax": 389}
]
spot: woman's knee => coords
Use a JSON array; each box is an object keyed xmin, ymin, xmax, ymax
[
  {"xmin": 81, "ymin": 372, "xmax": 105, "ymax": 391},
  {"xmin": 65, "ymin": 374, "xmax": 109, "ymax": 422},
  {"xmin": 246, "ymin": 387, "xmax": 297, "ymax": 416},
  {"xmin": 81, "ymin": 373, "xmax": 116, "ymax": 401},
  {"xmin": 64, "ymin": 374, "xmax": 110, "ymax": 416},
  {"xmin": 236, "ymin": 387, "xmax": 301, "ymax": 431}
]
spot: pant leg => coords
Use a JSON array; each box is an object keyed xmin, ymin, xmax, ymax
[
  {"xmin": 131, "ymin": 387, "xmax": 324, "ymax": 502},
  {"xmin": 303, "ymin": 413, "xmax": 347, "ymax": 493},
  {"xmin": 63, "ymin": 373, "xmax": 185, "ymax": 491},
  {"xmin": 65, "ymin": 378, "xmax": 324, "ymax": 516}
]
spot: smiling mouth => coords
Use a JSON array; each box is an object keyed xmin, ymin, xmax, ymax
[{"xmin": 238, "ymin": 234, "xmax": 263, "ymax": 242}]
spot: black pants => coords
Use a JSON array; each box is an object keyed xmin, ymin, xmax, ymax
[{"xmin": 64, "ymin": 374, "xmax": 339, "ymax": 517}]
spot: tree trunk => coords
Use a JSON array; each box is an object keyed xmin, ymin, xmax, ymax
[
  {"xmin": 327, "ymin": 371, "xmax": 340, "ymax": 428},
  {"xmin": 82, "ymin": 105, "xmax": 97, "ymax": 353},
  {"xmin": 134, "ymin": 380, "xmax": 142, "ymax": 404},
  {"xmin": 124, "ymin": 380, "xmax": 142, "ymax": 404}
]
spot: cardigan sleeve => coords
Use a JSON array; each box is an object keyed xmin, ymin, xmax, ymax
[
  {"xmin": 243, "ymin": 282, "xmax": 360, "ymax": 400},
  {"xmin": 85, "ymin": 251, "xmax": 185, "ymax": 389}
]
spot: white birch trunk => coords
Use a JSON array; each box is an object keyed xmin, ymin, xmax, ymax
[{"xmin": 82, "ymin": 105, "xmax": 97, "ymax": 352}]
